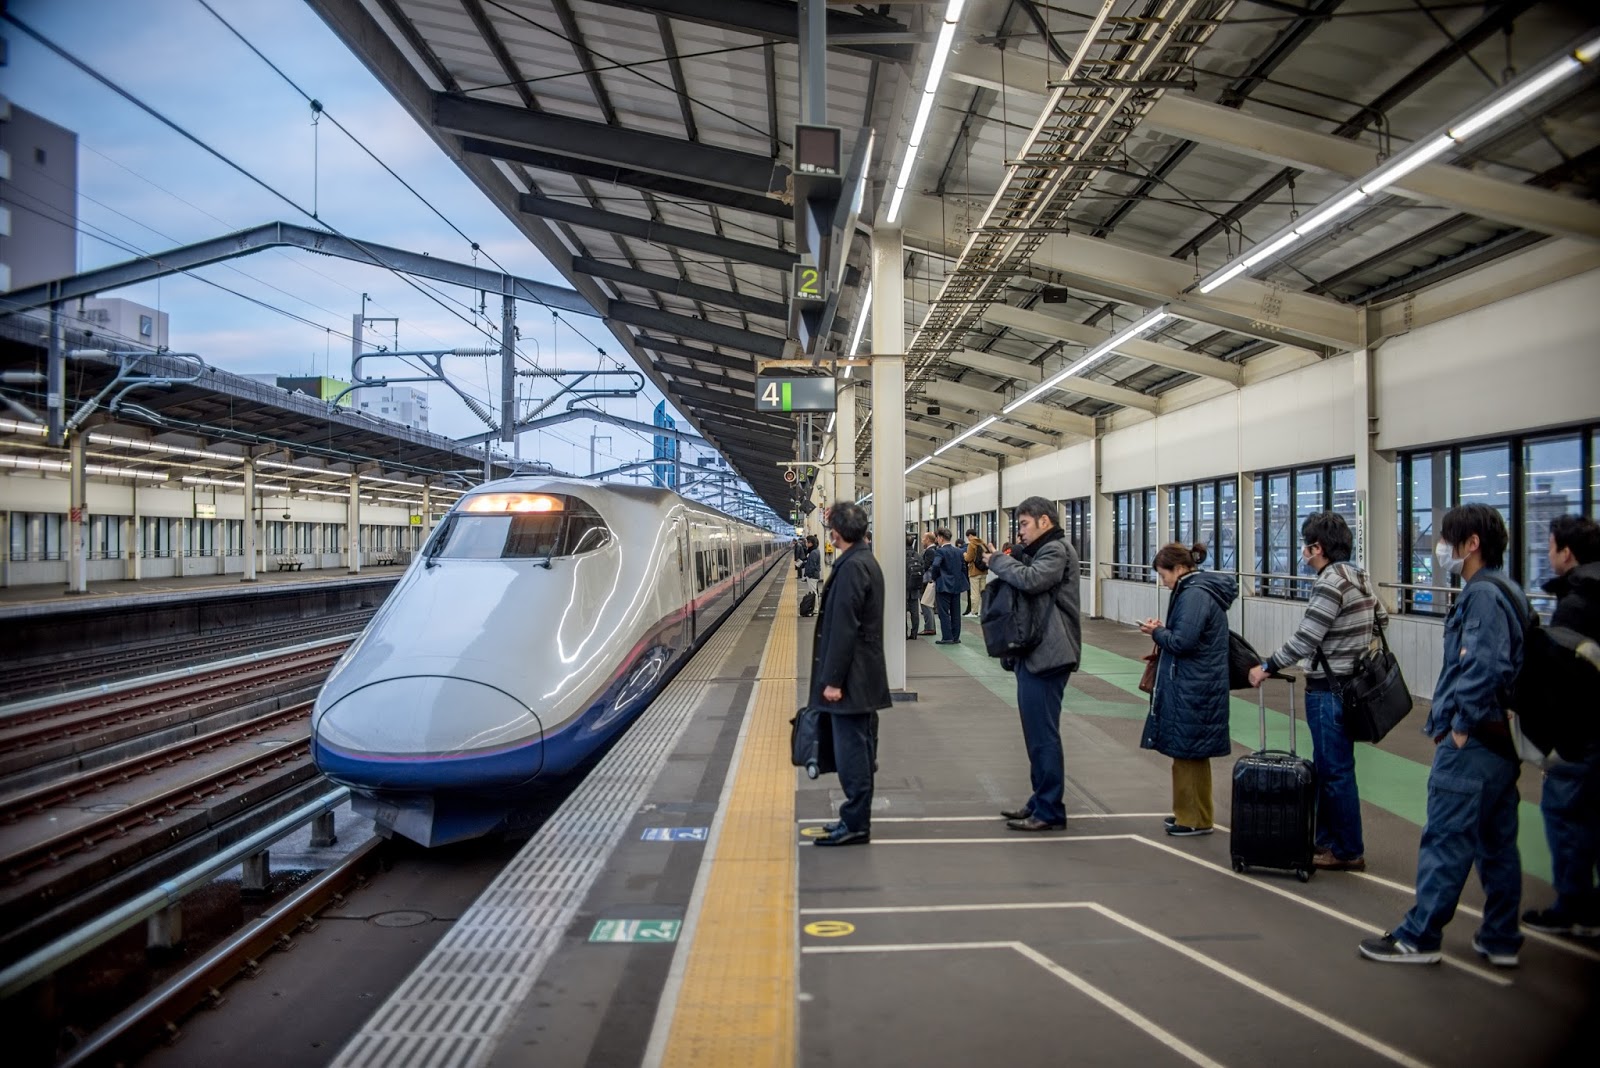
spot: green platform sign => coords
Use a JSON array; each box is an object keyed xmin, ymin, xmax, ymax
[
  {"xmin": 588, "ymin": 919, "xmax": 681, "ymax": 943},
  {"xmin": 755, "ymin": 376, "xmax": 835, "ymax": 414}
]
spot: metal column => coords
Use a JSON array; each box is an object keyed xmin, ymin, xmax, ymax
[
  {"xmin": 1354, "ymin": 339, "xmax": 1398, "ymax": 608},
  {"xmin": 1090, "ymin": 436, "xmax": 1109, "ymax": 619},
  {"xmin": 241, "ymin": 459, "xmax": 257, "ymax": 582},
  {"xmin": 798, "ymin": 0, "xmax": 827, "ymax": 125},
  {"xmin": 47, "ymin": 301, "xmax": 64, "ymax": 448},
  {"xmin": 834, "ymin": 383, "xmax": 856, "ymax": 514},
  {"xmin": 348, "ymin": 472, "xmax": 362, "ymax": 574},
  {"xmin": 67, "ymin": 433, "xmax": 87, "ymax": 594},
  {"xmin": 422, "ymin": 480, "xmax": 434, "ymax": 539},
  {"xmin": 870, "ymin": 226, "xmax": 906, "ymax": 691},
  {"xmin": 500, "ymin": 297, "xmax": 516, "ymax": 443}
]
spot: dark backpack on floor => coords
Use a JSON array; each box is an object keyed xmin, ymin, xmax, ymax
[{"xmin": 799, "ymin": 590, "xmax": 816, "ymax": 617}]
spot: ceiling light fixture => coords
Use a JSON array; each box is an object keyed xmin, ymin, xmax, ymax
[
  {"xmin": 1004, "ymin": 309, "xmax": 1171, "ymax": 413},
  {"xmin": 885, "ymin": 0, "xmax": 967, "ymax": 224},
  {"xmin": 1194, "ymin": 33, "xmax": 1600, "ymax": 295}
]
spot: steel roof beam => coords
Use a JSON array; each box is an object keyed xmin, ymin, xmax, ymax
[
  {"xmin": 2, "ymin": 221, "xmax": 596, "ymax": 318},
  {"xmin": 576, "ymin": 257, "xmax": 786, "ymax": 318},
  {"xmin": 522, "ymin": 195, "xmax": 796, "ymax": 271},
  {"xmin": 608, "ymin": 302, "xmax": 786, "ymax": 358},
  {"xmin": 655, "ymin": 362, "xmax": 755, "ymax": 391},
  {"xmin": 908, "ymin": 409, "xmax": 1058, "ymax": 449},
  {"xmin": 436, "ymin": 93, "xmax": 789, "ymax": 195},
  {"xmin": 632, "ymin": 336, "xmax": 757, "ymax": 373},
  {"xmin": 596, "ymin": 0, "xmax": 914, "ymax": 64},
  {"xmin": 457, "ymin": 139, "xmax": 789, "ymax": 220},
  {"xmin": 945, "ymin": 349, "xmax": 1159, "ymax": 412},
  {"xmin": 920, "ymin": 379, "xmax": 1095, "ymax": 438},
  {"xmin": 981, "ymin": 303, "xmax": 1243, "ymax": 386},
  {"xmin": 1143, "ymin": 94, "xmax": 1600, "ymax": 244}
]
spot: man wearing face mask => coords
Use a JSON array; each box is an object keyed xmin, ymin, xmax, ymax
[
  {"xmin": 1247, "ymin": 512, "xmax": 1386, "ymax": 872},
  {"xmin": 1360, "ymin": 503, "xmax": 1525, "ymax": 967}
]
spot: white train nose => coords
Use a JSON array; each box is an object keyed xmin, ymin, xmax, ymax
[{"xmin": 315, "ymin": 676, "xmax": 541, "ymax": 756}]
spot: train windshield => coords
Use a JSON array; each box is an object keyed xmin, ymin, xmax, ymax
[{"xmin": 427, "ymin": 493, "xmax": 612, "ymax": 561}]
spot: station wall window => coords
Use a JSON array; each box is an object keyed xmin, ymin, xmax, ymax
[
  {"xmin": 1060, "ymin": 497, "xmax": 1090, "ymax": 573},
  {"xmin": 187, "ymin": 519, "xmax": 215, "ymax": 557},
  {"xmin": 141, "ymin": 517, "xmax": 173, "ymax": 559},
  {"xmin": 322, "ymin": 523, "xmax": 341, "ymax": 553},
  {"xmin": 91, "ymin": 515, "xmax": 125, "ymax": 560},
  {"xmin": 224, "ymin": 520, "xmax": 243, "ymax": 556},
  {"xmin": 1165, "ymin": 478, "xmax": 1237, "ymax": 571},
  {"xmin": 296, "ymin": 524, "xmax": 315, "ymax": 554},
  {"xmin": 1396, "ymin": 424, "xmax": 1598, "ymax": 613},
  {"xmin": 1255, "ymin": 460, "xmax": 1355, "ymax": 599},
  {"xmin": 1111, "ymin": 489, "xmax": 1155, "ymax": 580}
]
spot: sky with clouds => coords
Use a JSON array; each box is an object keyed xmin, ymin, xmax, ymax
[{"xmin": 1, "ymin": 0, "xmax": 716, "ymax": 480}]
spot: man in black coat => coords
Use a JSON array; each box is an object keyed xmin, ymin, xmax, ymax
[
  {"xmin": 809, "ymin": 501, "xmax": 892, "ymax": 847},
  {"xmin": 1525, "ymin": 515, "xmax": 1600, "ymax": 936}
]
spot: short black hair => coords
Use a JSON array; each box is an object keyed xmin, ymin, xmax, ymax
[
  {"xmin": 1550, "ymin": 515, "xmax": 1600, "ymax": 564},
  {"xmin": 1014, "ymin": 496, "xmax": 1059, "ymax": 529},
  {"xmin": 935, "ymin": 526, "xmax": 952, "ymax": 541},
  {"xmin": 828, "ymin": 502, "xmax": 869, "ymax": 544},
  {"xmin": 1300, "ymin": 511, "xmax": 1353, "ymax": 563},
  {"xmin": 804, "ymin": 534, "xmax": 817, "ymax": 548},
  {"xmin": 965, "ymin": 528, "xmax": 978, "ymax": 538},
  {"xmin": 1440, "ymin": 503, "xmax": 1508, "ymax": 569}
]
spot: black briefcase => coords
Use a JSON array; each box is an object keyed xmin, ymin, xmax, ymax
[
  {"xmin": 1317, "ymin": 631, "xmax": 1412, "ymax": 743},
  {"xmin": 790, "ymin": 706, "xmax": 835, "ymax": 779}
]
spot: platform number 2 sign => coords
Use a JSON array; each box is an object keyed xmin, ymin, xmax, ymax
[{"xmin": 793, "ymin": 264, "xmax": 823, "ymax": 303}]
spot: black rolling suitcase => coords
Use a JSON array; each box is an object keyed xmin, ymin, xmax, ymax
[{"xmin": 1230, "ymin": 673, "xmax": 1316, "ymax": 882}]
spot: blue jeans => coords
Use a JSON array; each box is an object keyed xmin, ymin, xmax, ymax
[
  {"xmin": 936, "ymin": 591, "xmax": 962, "ymax": 642},
  {"xmin": 1015, "ymin": 665, "xmax": 1070, "ymax": 825},
  {"xmin": 1306, "ymin": 688, "xmax": 1363, "ymax": 860},
  {"xmin": 1395, "ymin": 737, "xmax": 1523, "ymax": 955},
  {"xmin": 1541, "ymin": 750, "xmax": 1600, "ymax": 921}
]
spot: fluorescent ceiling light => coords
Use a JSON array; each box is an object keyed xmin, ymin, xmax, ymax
[
  {"xmin": 884, "ymin": 0, "xmax": 967, "ymax": 224},
  {"xmin": 845, "ymin": 282, "xmax": 873, "ymax": 379},
  {"xmin": 935, "ymin": 415, "xmax": 997, "ymax": 454},
  {"xmin": 906, "ymin": 456, "xmax": 931, "ymax": 474},
  {"xmin": 0, "ymin": 419, "xmax": 47, "ymax": 437},
  {"xmin": 825, "ymin": 413, "xmax": 836, "ymax": 434},
  {"xmin": 0, "ymin": 454, "xmax": 169, "ymax": 481},
  {"xmin": 1191, "ymin": 36, "xmax": 1598, "ymax": 295}
]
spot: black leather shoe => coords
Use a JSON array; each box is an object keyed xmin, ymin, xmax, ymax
[
  {"xmin": 1006, "ymin": 816, "xmax": 1066, "ymax": 832},
  {"xmin": 1000, "ymin": 807, "xmax": 1032, "ymax": 821},
  {"xmin": 813, "ymin": 828, "xmax": 870, "ymax": 847}
]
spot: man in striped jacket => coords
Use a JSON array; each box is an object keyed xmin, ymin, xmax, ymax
[{"xmin": 1248, "ymin": 512, "xmax": 1387, "ymax": 872}]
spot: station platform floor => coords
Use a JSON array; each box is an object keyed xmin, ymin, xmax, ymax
[
  {"xmin": 325, "ymin": 567, "xmax": 1593, "ymax": 1068},
  {"xmin": 0, "ymin": 564, "xmax": 405, "ymax": 615}
]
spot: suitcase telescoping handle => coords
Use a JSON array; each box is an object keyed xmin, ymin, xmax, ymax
[{"xmin": 1257, "ymin": 670, "xmax": 1298, "ymax": 755}]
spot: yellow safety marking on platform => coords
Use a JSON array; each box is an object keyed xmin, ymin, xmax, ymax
[
  {"xmin": 658, "ymin": 576, "xmax": 798, "ymax": 1068},
  {"xmin": 798, "ymin": 825, "xmax": 827, "ymax": 838},
  {"xmin": 802, "ymin": 920, "xmax": 854, "ymax": 938}
]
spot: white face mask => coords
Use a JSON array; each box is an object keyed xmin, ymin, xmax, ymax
[{"xmin": 1434, "ymin": 540, "xmax": 1465, "ymax": 578}]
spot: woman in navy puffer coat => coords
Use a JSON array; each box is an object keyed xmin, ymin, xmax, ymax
[{"xmin": 1138, "ymin": 543, "xmax": 1238, "ymax": 836}]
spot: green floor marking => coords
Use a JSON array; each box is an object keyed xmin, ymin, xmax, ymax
[{"xmin": 928, "ymin": 639, "xmax": 1554, "ymax": 884}]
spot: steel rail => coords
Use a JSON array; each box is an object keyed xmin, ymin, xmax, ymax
[
  {"xmin": 0, "ymin": 787, "xmax": 350, "ymax": 1000},
  {"xmin": 57, "ymin": 832, "xmax": 387, "ymax": 1068},
  {"xmin": 0, "ymin": 702, "xmax": 313, "ymax": 823},
  {"xmin": 2, "ymin": 738, "xmax": 314, "ymax": 882}
]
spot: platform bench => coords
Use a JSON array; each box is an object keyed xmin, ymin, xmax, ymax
[{"xmin": 274, "ymin": 557, "xmax": 303, "ymax": 571}]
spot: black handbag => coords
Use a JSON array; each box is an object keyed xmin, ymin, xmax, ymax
[
  {"xmin": 1316, "ymin": 628, "xmax": 1412, "ymax": 743},
  {"xmin": 789, "ymin": 707, "xmax": 835, "ymax": 779}
]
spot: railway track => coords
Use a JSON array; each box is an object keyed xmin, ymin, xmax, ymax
[{"xmin": 0, "ymin": 609, "xmax": 373, "ymax": 698}]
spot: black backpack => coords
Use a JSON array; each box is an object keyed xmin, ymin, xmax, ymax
[
  {"xmin": 1482, "ymin": 573, "xmax": 1600, "ymax": 759},
  {"xmin": 980, "ymin": 580, "xmax": 1043, "ymax": 658}
]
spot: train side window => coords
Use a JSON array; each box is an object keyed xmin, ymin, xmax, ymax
[{"xmin": 562, "ymin": 502, "xmax": 612, "ymax": 555}]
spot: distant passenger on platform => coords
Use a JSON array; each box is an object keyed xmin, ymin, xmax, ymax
[
  {"xmin": 1248, "ymin": 511, "xmax": 1387, "ymax": 873},
  {"xmin": 926, "ymin": 529, "xmax": 969, "ymax": 644},
  {"xmin": 964, "ymin": 529, "xmax": 990, "ymax": 616},
  {"xmin": 802, "ymin": 535, "xmax": 822, "ymax": 600},
  {"xmin": 905, "ymin": 534, "xmax": 926, "ymax": 641},
  {"xmin": 918, "ymin": 533, "xmax": 938, "ymax": 635},
  {"xmin": 1524, "ymin": 515, "xmax": 1600, "ymax": 937},
  {"xmin": 1139, "ymin": 543, "xmax": 1236, "ymax": 837},
  {"xmin": 984, "ymin": 497, "xmax": 1082, "ymax": 832},
  {"xmin": 809, "ymin": 502, "xmax": 891, "ymax": 847},
  {"xmin": 1361, "ymin": 504, "xmax": 1523, "ymax": 967}
]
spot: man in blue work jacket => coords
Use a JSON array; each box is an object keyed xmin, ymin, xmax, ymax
[{"xmin": 1360, "ymin": 504, "xmax": 1525, "ymax": 967}]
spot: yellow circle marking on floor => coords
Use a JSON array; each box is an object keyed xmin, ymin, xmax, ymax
[
  {"xmin": 799, "ymin": 826, "xmax": 828, "ymax": 838},
  {"xmin": 803, "ymin": 920, "xmax": 855, "ymax": 938}
]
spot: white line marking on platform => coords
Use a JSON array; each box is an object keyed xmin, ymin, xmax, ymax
[
  {"xmin": 803, "ymin": 939, "xmax": 1224, "ymax": 1068},
  {"xmin": 843, "ymin": 834, "xmax": 1510, "ymax": 986},
  {"xmin": 795, "ymin": 813, "xmax": 1172, "ymax": 824},
  {"xmin": 1351, "ymin": 871, "xmax": 1600, "ymax": 964}
]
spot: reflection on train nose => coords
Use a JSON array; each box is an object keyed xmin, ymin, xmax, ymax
[{"xmin": 316, "ymin": 676, "xmax": 541, "ymax": 755}]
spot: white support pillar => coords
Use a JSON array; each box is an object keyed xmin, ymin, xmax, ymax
[
  {"xmin": 870, "ymin": 225, "xmax": 906, "ymax": 691},
  {"xmin": 241, "ymin": 459, "xmax": 257, "ymax": 582},
  {"xmin": 835, "ymin": 385, "xmax": 856, "ymax": 510},
  {"xmin": 1089, "ymin": 435, "xmax": 1110, "ymax": 619},
  {"xmin": 348, "ymin": 471, "xmax": 362, "ymax": 574},
  {"xmin": 128, "ymin": 491, "xmax": 142, "ymax": 580},
  {"xmin": 67, "ymin": 433, "xmax": 88, "ymax": 594},
  {"xmin": 1353, "ymin": 340, "xmax": 1398, "ymax": 609},
  {"xmin": 1236, "ymin": 471, "xmax": 1257, "ymax": 597}
]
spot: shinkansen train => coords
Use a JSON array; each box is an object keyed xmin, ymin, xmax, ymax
[{"xmin": 311, "ymin": 478, "xmax": 782, "ymax": 845}]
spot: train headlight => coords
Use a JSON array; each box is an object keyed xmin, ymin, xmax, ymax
[{"xmin": 463, "ymin": 493, "xmax": 565, "ymax": 514}]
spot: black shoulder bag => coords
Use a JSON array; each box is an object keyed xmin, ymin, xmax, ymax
[{"xmin": 1314, "ymin": 568, "xmax": 1412, "ymax": 743}]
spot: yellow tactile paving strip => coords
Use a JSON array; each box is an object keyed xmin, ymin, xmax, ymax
[{"xmin": 659, "ymin": 577, "xmax": 798, "ymax": 1068}]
